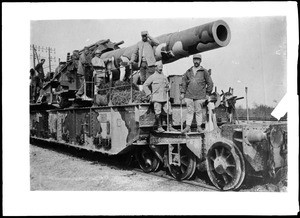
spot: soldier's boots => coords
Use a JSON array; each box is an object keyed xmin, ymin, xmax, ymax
[
  {"xmin": 168, "ymin": 115, "xmax": 179, "ymax": 132},
  {"xmin": 181, "ymin": 125, "xmax": 191, "ymax": 134},
  {"xmin": 81, "ymin": 95, "xmax": 93, "ymax": 101},
  {"xmin": 155, "ymin": 114, "xmax": 165, "ymax": 133},
  {"xmin": 76, "ymin": 93, "xmax": 93, "ymax": 101},
  {"xmin": 168, "ymin": 125, "xmax": 179, "ymax": 132},
  {"xmin": 197, "ymin": 125, "xmax": 205, "ymax": 134}
]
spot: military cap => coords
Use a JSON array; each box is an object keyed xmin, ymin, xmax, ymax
[
  {"xmin": 141, "ymin": 31, "xmax": 148, "ymax": 36},
  {"xmin": 193, "ymin": 54, "xmax": 202, "ymax": 59}
]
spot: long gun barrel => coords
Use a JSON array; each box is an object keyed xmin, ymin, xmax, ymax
[
  {"xmin": 79, "ymin": 39, "xmax": 110, "ymax": 53},
  {"xmin": 100, "ymin": 20, "xmax": 231, "ymax": 68}
]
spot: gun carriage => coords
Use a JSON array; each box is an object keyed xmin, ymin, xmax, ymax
[{"xmin": 30, "ymin": 20, "xmax": 287, "ymax": 190}]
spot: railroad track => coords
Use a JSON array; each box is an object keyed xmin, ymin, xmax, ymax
[
  {"xmin": 31, "ymin": 137, "xmax": 283, "ymax": 192},
  {"xmin": 30, "ymin": 137, "xmax": 219, "ymax": 191},
  {"xmin": 133, "ymin": 168, "xmax": 219, "ymax": 191}
]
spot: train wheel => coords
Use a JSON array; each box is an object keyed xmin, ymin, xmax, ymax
[
  {"xmin": 166, "ymin": 144, "xmax": 196, "ymax": 181},
  {"xmin": 206, "ymin": 141, "xmax": 245, "ymax": 191},
  {"xmin": 135, "ymin": 146, "xmax": 160, "ymax": 173}
]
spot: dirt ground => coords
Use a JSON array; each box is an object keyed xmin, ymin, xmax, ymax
[
  {"xmin": 30, "ymin": 144, "xmax": 287, "ymax": 192},
  {"xmin": 30, "ymin": 144, "xmax": 211, "ymax": 191}
]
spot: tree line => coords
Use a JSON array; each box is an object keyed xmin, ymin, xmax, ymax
[{"xmin": 235, "ymin": 103, "xmax": 287, "ymax": 121}]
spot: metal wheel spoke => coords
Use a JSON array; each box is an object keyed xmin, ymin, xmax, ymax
[
  {"xmin": 225, "ymin": 153, "xmax": 231, "ymax": 160},
  {"xmin": 225, "ymin": 168, "xmax": 234, "ymax": 178},
  {"xmin": 227, "ymin": 163, "xmax": 236, "ymax": 168},
  {"xmin": 215, "ymin": 149, "xmax": 219, "ymax": 157},
  {"xmin": 220, "ymin": 147, "xmax": 225, "ymax": 157},
  {"xmin": 181, "ymin": 156, "xmax": 189, "ymax": 166},
  {"xmin": 222, "ymin": 174, "xmax": 229, "ymax": 184}
]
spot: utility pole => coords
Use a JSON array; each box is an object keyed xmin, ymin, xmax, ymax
[
  {"xmin": 47, "ymin": 47, "xmax": 56, "ymax": 73},
  {"xmin": 245, "ymin": 87, "xmax": 249, "ymax": 123},
  {"xmin": 31, "ymin": 44, "xmax": 56, "ymax": 72},
  {"xmin": 48, "ymin": 47, "xmax": 52, "ymax": 73},
  {"xmin": 32, "ymin": 45, "xmax": 36, "ymax": 67}
]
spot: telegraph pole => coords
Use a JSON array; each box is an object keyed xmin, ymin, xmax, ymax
[
  {"xmin": 32, "ymin": 45, "xmax": 36, "ymax": 67},
  {"xmin": 48, "ymin": 47, "xmax": 52, "ymax": 73},
  {"xmin": 245, "ymin": 87, "xmax": 249, "ymax": 123}
]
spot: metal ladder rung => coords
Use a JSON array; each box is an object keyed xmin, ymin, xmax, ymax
[{"xmin": 168, "ymin": 143, "xmax": 181, "ymax": 166}]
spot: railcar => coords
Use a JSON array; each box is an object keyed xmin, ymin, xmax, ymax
[{"xmin": 30, "ymin": 19, "xmax": 287, "ymax": 190}]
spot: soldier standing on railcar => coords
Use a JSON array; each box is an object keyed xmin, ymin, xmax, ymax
[
  {"xmin": 143, "ymin": 61, "xmax": 178, "ymax": 133},
  {"xmin": 34, "ymin": 58, "xmax": 45, "ymax": 83},
  {"xmin": 76, "ymin": 47, "xmax": 92, "ymax": 100},
  {"xmin": 91, "ymin": 49, "xmax": 106, "ymax": 94},
  {"xmin": 180, "ymin": 54, "xmax": 214, "ymax": 134},
  {"xmin": 30, "ymin": 68, "xmax": 40, "ymax": 102},
  {"xmin": 130, "ymin": 31, "xmax": 159, "ymax": 84}
]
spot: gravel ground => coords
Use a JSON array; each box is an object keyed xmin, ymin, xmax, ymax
[
  {"xmin": 30, "ymin": 144, "xmax": 211, "ymax": 191},
  {"xmin": 30, "ymin": 143, "xmax": 287, "ymax": 192}
]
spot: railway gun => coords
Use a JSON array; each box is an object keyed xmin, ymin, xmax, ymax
[{"xmin": 30, "ymin": 20, "xmax": 287, "ymax": 191}]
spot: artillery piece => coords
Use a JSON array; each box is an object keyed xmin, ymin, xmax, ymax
[
  {"xmin": 32, "ymin": 20, "xmax": 231, "ymax": 108},
  {"xmin": 30, "ymin": 20, "xmax": 287, "ymax": 191}
]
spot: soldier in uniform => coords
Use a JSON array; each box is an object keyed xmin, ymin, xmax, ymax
[
  {"xmin": 30, "ymin": 68, "xmax": 40, "ymax": 102},
  {"xmin": 130, "ymin": 31, "xmax": 159, "ymax": 84},
  {"xmin": 54, "ymin": 61, "xmax": 66, "ymax": 77},
  {"xmin": 34, "ymin": 59, "xmax": 45, "ymax": 83},
  {"xmin": 180, "ymin": 54, "xmax": 214, "ymax": 134},
  {"xmin": 143, "ymin": 61, "xmax": 178, "ymax": 133},
  {"xmin": 70, "ymin": 50, "xmax": 80, "ymax": 70},
  {"xmin": 91, "ymin": 49, "xmax": 106, "ymax": 94},
  {"xmin": 76, "ymin": 47, "xmax": 92, "ymax": 100}
]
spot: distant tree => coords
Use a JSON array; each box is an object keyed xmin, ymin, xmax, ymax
[
  {"xmin": 252, "ymin": 103, "xmax": 275, "ymax": 120},
  {"xmin": 236, "ymin": 105, "xmax": 247, "ymax": 117}
]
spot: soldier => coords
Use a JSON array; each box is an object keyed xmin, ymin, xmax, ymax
[
  {"xmin": 180, "ymin": 54, "xmax": 214, "ymax": 134},
  {"xmin": 143, "ymin": 61, "xmax": 178, "ymax": 133},
  {"xmin": 130, "ymin": 31, "xmax": 159, "ymax": 84},
  {"xmin": 76, "ymin": 47, "xmax": 92, "ymax": 100},
  {"xmin": 34, "ymin": 59, "xmax": 45, "ymax": 83},
  {"xmin": 91, "ymin": 49, "xmax": 106, "ymax": 94},
  {"xmin": 54, "ymin": 61, "xmax": 66, "ymax": 77},
  {"xmin": 65, "ymin": 50, "xmax": 79, "ymax": 74},
  {"xmin": 30, "ymin": 68, "xmax": 39, "ymax": 102}
]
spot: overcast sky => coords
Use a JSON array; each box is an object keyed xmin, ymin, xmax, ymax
[{"xmin": 30, "ymin": 16, "xmax": 287, "ymax": 108}]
